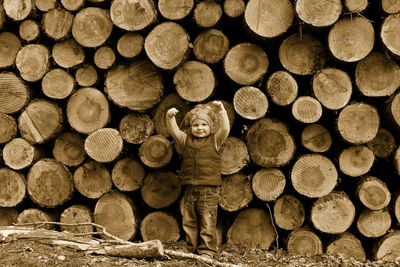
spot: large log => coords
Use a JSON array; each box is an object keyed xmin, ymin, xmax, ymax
[
  {"xmin": 286, "ymin": 227, "xmax": 323, "ymax": 256},
  {"xmin": 52, "ymin": 38, "xmax": 85, "ymax": 69},
  {"xmin": 0, "ymin": 168, "xmax": 26, "ymax": 207},
  {"xmin": 219, "ymin": 172, "xmax": 253, "ymax": 212},
  {"xmin": 3, "ymin": 137, "xmax": 42, "ymax": 170},
  {"xmin": 41, "ymin": 68, "xmax": 75, "ymax": 100},
  {"xmin": 273, "ymin": 194, "xmax": 305, "ymax": 231},
  {"xmin": 111, "ymin": 158, "xmax": 145, "ymax": 192},
  {"xmin": 252, "ymin": 168, "xmax": 285, "ymax": 202},
  {"xmin": 220, "ymin": 136, "xmax": 249, "ymax": 175},
  {"xmin": 338, "ymin": 145, "xmax": 375, "ymax": 177},
  {"xmin": 357, "ymin": 208, "xmax": 391, "ymax": 238},
  {"xmin": 295, "ymin": 0, "xmax": 342, "ymax": 28},
  {"xmin": 193, "ymin": 29, "xmax": 229, "ymax": 64},
  {"xmin": 356, "ymin": 176, "xmax": 391, "ymax": 210},
  {"xmin": 42, "ymin": 8, "xmax": 74, "ymax": 40},
  {"xmin": 233, "ymin": 86, "xmax": 268, "ymax": 120},
  {"xmin": 3, "ymin": 0, "xmax": 32, "ymax": 21},
  {"xmin": 140, "ymin": 211, "xmax": 180, "ymax": 242},
  {"xmin": 0, "ymin": 32, "xmax": 21, "ymax": 68},
  {"xmin": 119, "ymin": 112, "xmax": 154, "ymax": 144},
  {"xmin": 16, "ymin": 208, "xmax": 57, "ymax": 230},
  {"xmin": 326, "ymin": 232, "xmax": 366, "ymax": 261},
  {"xmin": 0, "ymin": 113, "xmax": 17, "ymax": 144},
  {"xmin": 138, "ymin": 135, "xmax": 173, "ymax": 168},
  {"xmin": 373, "ymin": 230, "xmax": 400, "ymax": 260},
  {"xmin": 53, "ymin": 132, "xmax": 86, "ymax": 167},
  {"xmin": 110, "ymin": 0, "xmax": 157, "ymax": 31},
  {"xmin": 0, "ymin": 72, "xmax": 30, "ymax": 114},
  {"xmin": 60, "ymin": 204, "xmax": 94, "ymax": 234},
  {"xmin": 16, "ymin": 44, "xmax": 50, "ymax": 82}
]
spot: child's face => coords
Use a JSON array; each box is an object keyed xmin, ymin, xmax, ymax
[{"xmin": 191, "ymin": 118, "xmax": 211, "ymax": 138}]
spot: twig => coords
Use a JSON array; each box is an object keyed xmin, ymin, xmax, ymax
[
  {"xmin": 265, "ymin": 202, "xmax": 279, "ymax": 249},
  {"xmin": 164, "ymin": 249, "xmax": 243, "ymax": 267}
]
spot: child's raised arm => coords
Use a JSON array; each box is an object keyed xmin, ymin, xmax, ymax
[
  {"xmin": 166, "ymin": 108, "xmax": 187, "ymax": 147},
  {"xmin": 213, "ymin": 101, "xmax": 230, "ymax": 149}
]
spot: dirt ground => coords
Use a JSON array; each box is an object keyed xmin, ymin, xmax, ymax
[{"xmin": 0, "ymin": 238, "xmax": 399, "ymax": 267}]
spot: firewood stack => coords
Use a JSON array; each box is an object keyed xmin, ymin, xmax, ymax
[{"xmin": 1, "ymin": 0, "xmax": 400, "ymax": 261}]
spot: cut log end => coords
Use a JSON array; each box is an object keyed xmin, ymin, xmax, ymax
[
  {"xmin": 158, "ymin": 0, "xmax": 194, "ymax": 20},
  {"xmin": 16, "ymin": 44, "xmax": 50, "ymax": 82},
  {"xmin": 140, "ymin": 211, "xmax": 180, "ymax": 242},
  {"xmin": 252, "ymin": 168, "xmax": 285, "ymax": 202},
  {"xmin": 53, "ymin": 132, "xmax": 86, "ymax": 167},
  {"xmin": 287, "ymin": 228, "xmax": 323, "ymax": 256},
  {"xmin": 17, "ymin": 208, "xmax": 56, "ymax": 230},
  {"xmin": 357, "ymin": 209, "xmax": 391, "ymax": 238},
  {"xmin": 381, "ymin": 14, "xmax": 400, "ymax": 57},
  {"xmin": 3, "ymin": 138, "xmax": 40, "ymax": 170},
  {"xmin": 344, "ymin": 0, "xmax": 368, "ymax": 13},
  {"xmin": 219, "ymin": 173, "xmax": 253, "ymax": 212},
  {"xmin": 193, "ymin": 29, "xmax": 229, "ymax": 64},
  {"xmin": 220, "ymin": 136, "xmax": 249, "ymax": 175},
  {"xmin": 223, "ymin": 0, "xmax": 245, "ymax": 19},
  {"xmin": 367, "ymin": 128, "xmax": 396, "ymax": 158},
  {"xmin": 60, "ymin": 205, "xmax": 94, "ymax": 234},
  {"xmin": 233, "ymin": 86, "xmax": 268, "ymax": 120},
  {"xmin": 0, "ymin": 207, "xmax": 19, "ymax": 226},
  {"xmin": 338, "ymin": 145, "xmax": 375, "ymax": 177},
  {"xmin": 42, "ymin": 69, "xmax": 75, "ymax": 100},
  {"xmin": 301, "ymin": 124, "xmax": 332, "ymax": 153},
  {"xmin": 0, "ymin": 168, "xmax": 26, "ymax": 207},
  {"xmin": 84, "ymin": 128, "xmax": 124, "ymax": 163},
  {"xmin": 0, "ymin": 32, "xmax": 21, "ymax": 68},
  {"xmin": 373, "ymin": 230, "xmax": 400, "ymax": 261},
  {"xmin": 356, "ymin": 176, "xmax": 391, "ymax": 210},
  {"xmin": 117, "ymin": 33, "xmax": 144, "ymax": 59},
  {"xmin": 273, "ymin": 195, "xmax": 305, "ymax": 230},
  {"xmin": 295, "ymin": 0, "xmax": 342, "ymax": 27},
  {"xmin": 110, "ymin": 0, "xmax": 157, "ymax": 31},
  {"xmin": 112, "ymin": 158, "xmax": 145, "ymax": 192},
  {"xmin": 0, "ymin": 113, "xmax": 17, "ymax": 144},
  {"xmin": 326, "ymin": 233, "xmax": 366, "ymax": 261},
  {"xmin": 42, "ymin": 8, "xmax": 74, "ymax": 40},
  {"xmin": 94, "ymin": 46, "xmax": 116, "ymax": 70},
  {"xmin": 266, "ymin": 71, "xmax": 298, "ymax": 107},
  {"xmin": 52, "ymin": 38, "xmax": 85, "ymax": 69},
  {"xmin": 75, "ymin": 64, "xmax": 98, "ymax": 87},
  {"xmin": 194, "ymin": 0, "xmax": 223, "ymax": 28},
  {"xmin": 291, "ymin": 96, "xmax": 322, "ymax": 124},
  {"xmin": 139, "ymin": 135, "xmax": 172, "ymax": 168},
  {"xmin": 119, "ymin": 113, "xmax": 154, "ymax": 144}
]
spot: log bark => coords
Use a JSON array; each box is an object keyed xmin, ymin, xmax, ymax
[
  {"xmin": 223, "ymin": 42, "xmax": 269, "ymax": 85},
  {"xmin": 35, "ymin": 0, "xmax": 56, "ymax": 12},
  {"xmin": 3, "ymin": 138, "xmax": 42, "ymax": 170},
  {"xmin": 53, "ymin": 132, "xmax": 86, "ymax": 167},
  {"xmin": 52, "ymin": 38, "xmax": 85, "ymax": 69},
  {"xmin": 3, "ymin": 0, "xmax": 32, "ymax": 21},
  {"xmin": 356, "ymin": 176, "xmax": 391, "ymax": 210},
  {"xmin": 244, "ymin": 0, "xmax": 294, "ymax": 39},
  {"xmin": 141, "ymin": 170, "xmax": 181, "ymax": 209},
  {"xmin": 66, "ymin": 87, "xmax": 110, "ymax": 135},
  {"xmin": 16, "ymin": 44, "xmax": 50, "ymax": 82},
  {"xmin": 158, "ymin": 0, "xmax": 193, "ymax": 20},
  {"xmin": 0, "ymin": 168, "xmax": 26, "ymax": 207},
  {"xmin": 117, "ymin": 32, "xmax": 144, "ymax": 59},
  {"xmin": 301, "ymin": 124, "xmax": 332, "ymax": 153},
  {"xmin": 312, "ymin": 67, "xmax": 352, "ymax": 110},
  {"xmin": 381, "ymin": 0, "xmax": 400, "ymax": 14},
  {"xmin": 16, "ymin": 209, "xmax": 57, "ymax": 230},
  {"xmin": 367, "ymin": 128, "xmax": 396, "ymax": 158},
  {"xmin": 386, "ymin": 91, "xmax": 400, "ymax": 131},
  {"xmin": 173, "ymin": 60, "xmax": 216, "ymax": 102},
  {"xmin": 223, "ymin": 0, "xmax": 245, "ymax": 19},
  {"xmin": 357, "ymin": 208, "xmax": 391, "ymax": 238},
  {"xmin": 140, "ymin": 211, "xmax": 180, "ymax": 242},
  {"xmin": 27, "ymin": 158, "xmax": 74, "ymax": 208},
  {"xmin": 219, "ymin": 172, "xmax": 253, "ymax": 212},
  {"xmin": 265, "ymin": 70, "xmax": 298, "ymax": 107},
  {"xmin": 0, "ymin": 32, "xmax": 21, "ymax": 68},
  {"xmin": 252, "ymin": 168, "xmax": 285, "ymax": 202},
  {"xmin": 373, "ymin": 230, "xmax": 400, "ymax": 260},
  {"xmin": 119, "ymin": 113, "xmax": 154, "ymax": 144},
  {"xmin": 0, "ymin": 207, "xmax": 19, "ymax": 226},
  {"xmin": 0, "ymin": 72, "xmax": 29, "ymax": 114},
  {"xmin": 193, "ymin": 0, "xmax": 222, "ymax": 28},
  {"xmin": 233, "ymin": 86, "xmax": 268, "ymax": 120},
  {"xmin": 394, "ymin": 192, "xmax": 400, "ymax": 225},
  {"xmin": 72, "ymin": 7, "xmax": 113, "ymax": 48},
  {"xmin": 84, "ymin": 128, "xmax": 124, "ymax": 163},
  {"xmin": 246, "ymin": 117, "xmax": 296, "ymax": 167},
  {"xmin": 144, "ymin": 21, "xmax": 190, "ymax": 71},
  {"xmin": 310, "ymin": 191, "xmax": 356, "ymax": 234},
  {"xmin": 42, "ymin": 8, "xmax": 73, "ymax": 40},
  {"xmin": 139, "ymin": 135, "xmax": 173, "ymax": 168},
  {"xmin": 337, "ymin": 102, "xmax": 380, "ymax": 144},
  {"xmin": 94, "ymin": 46, "xmax": 116, "ymax": 70},
  {"xmin": 111, "ymin": 158, "xmax": 145, "ymax": 192},
  {"xmin": 287, "ymin": 227, "xmax": 323, "ymax": 256},
  {"xmin": 291, "ymin": 96, "xmax": 322, "ymax": 124},
  {"xmin": 290, "ymin": 154, "xmax": 337, "ymax": 198},
  {"xmin": 94, "ymin": 191, "xmax": 140, "ymax": 241},
  {"xmin": 75, "ymin": 64, "xmax": 98, "ymax": 87},
  {"xmin": 273, "ymin": 194, "xmax": 305, "ymax": 230},
  {"xmin": 295, "ymin": 0, "xmax": 342, "ymax": 28},
  {"xmin": 18, "ymin": 99, "xmax": 64, "ymax": 144},
  {"xmin": 61, "ymin": 0, "xmax": 85, "ymax": 11},
  {"xmin": 344, "ymin": 0, "xmax": 368, "ymax": 13},
  {"xmin": 41, "ymin": 68, "xmax": 75, "ymax": 100},
  {"xmin": 110, "ymin": 0, "xmax": 157, "ymax": 31},
  {"xmin": 338, "ymin": 145, "xmax": 375, "ymax": 177},
  {"xmin": 226, "ymin": 208, "xmax": 276, "ymax": 250},
  {"xmin": 193, "ymin": 29, "xmax": 229, "ymax": 64},
  {"xmin": 328, "ymin": 16, "xmax": 375, "ymax": 62},
  {"xmin": 60, "ymin": 204, "xmax": 94, "ymax": 234},
  {"xmin": 105, "ymin": 59, "xmax": 164, "ymax": 111},
  {"xmin": 73, "ymin": 160, "xmax": 112, "ymax": 199},
  {"xmin": 220, "ymin": 136, "xmax": 249, "ymax": 175},
  {"xmin": 381, "ymin": 13, "xmax": 400, "ymax": 57},
  {"xmin": 0, "ymin": 113, "xmax": 17, "ymax": 144},
  {"xmin": 326, "ymin": 232, "xmax": 366, "ymax": 261},
  {"xmin": 19, "ymin": 20, "xmax": 40, "ymax": 42}
]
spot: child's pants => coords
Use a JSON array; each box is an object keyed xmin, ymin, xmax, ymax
[{"xmin": 182, "ymin": 185, "xmax": 220, "ymax": 256}]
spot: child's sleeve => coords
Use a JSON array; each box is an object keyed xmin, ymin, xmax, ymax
[
  {"xmin": 166, "ymin": 112, "xmax": 186, "ymax": 147},
  {"xmin": 215, "ymin": 109, "xmax": 230, "ymax": 149}
]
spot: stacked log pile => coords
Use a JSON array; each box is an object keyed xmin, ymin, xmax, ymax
[{"xmin": 1, "ymin": 0, "xmax": 400, "ymax": 261}]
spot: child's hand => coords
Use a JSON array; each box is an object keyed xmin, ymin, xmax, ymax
[
  {"xmin": 166, "ymin": 108, "xmax": 179, "ymax": 118},
  {"xmin": 212, "ymin": 101, "xmax": 225, "ymax": 111}
]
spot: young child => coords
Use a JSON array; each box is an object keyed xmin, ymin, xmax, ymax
[{"xmin": 166, "ymin": 101, "xmax": 230, "ymax": 258}]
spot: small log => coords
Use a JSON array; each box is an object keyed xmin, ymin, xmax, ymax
[
  {"xmin": 144, "ymin": 21, "xmax": 190, "ymax": 71},
  {"xmin": 111, "ymin": 158, "xmax": 145, "ymax": 192},
  {"xmin": 246, "ymin": 117, "xmax": 296, "ymax": 167},
  {"xmin": 41, "ymin": 68, "xmax": 75, "ymax": 99},
  {"xmin": 66, "ymin": 87, "xmax": 110, "ymax": 135},
  {"xmin": 219, "ymin": 172, "xmax": 253, "ymax": 212},
  {"xmin": 3, "ymin": 138, "xmax": 42, "ymax": 170},
  {"xmin": 60, "ymin": 205, "xmax": 94, "ymax": 234},
  {"xmin": 394, "ymin": 192, "xmax": 400, "ymax": 225},
  {"xmin": 0, "ymin": 72, "xmax": 29, "ymax": 114},
  {"xmin": 61, "ymin": 0, "xmax": 85, "ymax": 11},
  {"xmin": 19, "ymin": 20, "xmax": 40, "ymax": 42},
  {"xmin": 252, "ymin": 168, "xmax": 285, "ymax": 202},
  {"xmin": 119, "ymin": 112, "xmax": 154, "ymax": 144},
  {"xmin": 381, "ymin": 0, "xmax": 400, "ymax": 14},
  {"xmin": 72, "ymin": 7, "xmax": 113, "ymax": 48},
  {"xmin": 226, "ymin": 208, "xmax": 276, "ymax": 250},
  {"xmin": 279, "ymin": 33, "xmax": 327, "ymax": 76},
  {"xmin": 344, "ymin": 0, "xmax": 368, "ymax": 13},
  {"xmin": 328, "ymin": 16, "xmax": 375, "ymax": 62},
  {"xmin": 355, "ymin": 52, "xmax": 400, "ymax": 97},
  {"xmin": 84, "ymin": 128, "xmax": 124, "ymax": 163},
  {"xmin": 141, "ymin": 170, "xmax": 181, "ymax": 209},
  {"xmin": 291, "ymin": 96, "xmax": 322, "ymax": 124},
  {"xmin": 94, "ymin": 191, "xmax": 140, "ymax": 241},
  {"xmin": 158, "ymin": 0, "xmax": 194, "ymax": 20},
  {"xmin": 94, "ymin": 46, "xmax": 116, "ymax": 70},
  {"xmin": 356, "ymin": 175, "xmax": 391, "ymax": 210},
  {"xmin": 287, "ymin": 227, "xmax": 323, "ymax": 256},
  {"xmin": 140, "ymin": 211, "xmax": 180, "ymax": 242},
  {"xmin": 312, "ymin": 67, "xmax": 352, "ymax": 110},
  {"xmin": 52, "ymin": 38, "xmax": 85, "ymax": 69},
  {"xmin": 117, "ymin": 32, "xmax": 144, "ymax": 59},
  {"xmin": 110, "ymin": 0, "xmax": 157, "ymax": 31},
  {"xmin": 326, "ymin": 232, "xmax": 366, "ymax": 261},
  {"xmin": 223, "ymin": 42, "xmax": 269, "ymax": 85},
  {"xmin": 0, "ymin": 168, "xmax": 26, "ymax": 207},
  {"xmin": 173, "ymin": 60, "xmax": 216, "ymax": 102},
  {"xmin": 244, "ymin": 0, "xmax": 294, "ymax": 39},
  {"xmin": 381, "ymin": 13, "xmax": 400, "ymax": 57},
  {"xmin": 193, "ymin": 0, "xmax": 222, "ymax": 28},
  {"xmin": 233, "ymin": 86, "xmax": 268, "ymax": 120},
  {"xmin": 0, "ymin": 207, "xmax": 19, "ymax": 226},
  {"xmin": 223, "ymin": 0, "xmax": 245, "ymax": 19},
  {"xmin": 301, "ymin": 124, "xmax": 332, "ymax": 153},
  {"xmin": 17, "ymin": 209, "xmax": 57, "ymax": 230},
  {"xmin": 73, "ymin": 160, "xmax": 112, "ymax": 199},
  {"xmin": 16, "ymin": 44, "xmax": 49, "ymax": 82},
  {"xmin": 337, "ymin": 102, "xmax": 380, "ymax": 144},
  {"xmin": 42, "ymin": 8, "xmax": 74, "ymax": 40},
  {"xmin": 75, "ymin": 64, "xmax": 98, "ymax": 87},
  {"xmin": 220, "ymin": 136, "xmax": 249, "ymax": 175},
  {"xmin": 193, "ymin": 29, "xmax": 229, "ymax": 64},
  {"xmin": 357, "ymin": 208, "xmax": 391, "ymax": 238},
  {"xmin": 0, "ymin": 113, "xmax": 17, "ymax": 144},
  {"xmin": 0, "ymin": 32, "xmax": 21, "ymax": 68},
  {"xmin": 338, "ymin": 145, "xmax": 375, "ymax": 177},
  {"xmin": 295, "ymin": 0, "xmax": 342, "ymax": 28},
  {"xmin": 35, "ymin": 0, "xmax": 56, "ymax": 12},
  {"xmin": 265, "ymin": 70, "xmax": 298, "ymax": 107},
  {"xmin": 290, "ymin": 154, "xmax": 337, "ymax": 198},
  {"xmin": 367, "ymin": 128, "xmax": 396, "ymax": 158},
  {"xmin": 18, "ymin": 99, "xmax": 63, "ymax": 144},
  {"xmin": 27, "ymin": 158, "xmax": 74, "ymax": 208},
  {"xmin": 105, "ymin": 59, "xmax": 164, "ymax": 111},
  {"xmin": 311, "ymin": 191, "xmax": 356, "ymax": 234},
  {"xmin": 373, "ymin": 230, "xmax": 400, "ymax": 260},
  {"xmin": 52, "ymin": 132, "xmax": 86, "ymax": 167},
  {"xmin": 3, "ymin": 0, "xmax": 32, "ymax": 21},
  {"xmin": 139, "ymin": 135, "xmax": 172, "ymax": 168},
  {"xmin": 273, "ymin": 194, "xmax": 305, "ymax": 230}
]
